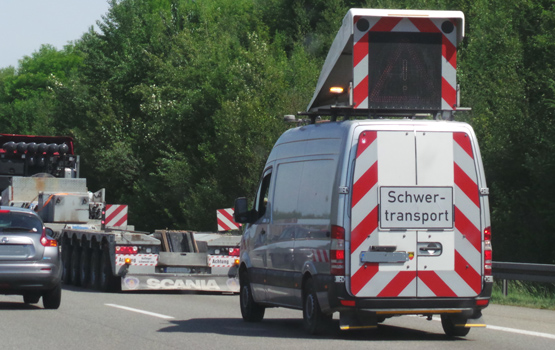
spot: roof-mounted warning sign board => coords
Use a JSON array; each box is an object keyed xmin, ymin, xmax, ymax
[{"xmin": 307, "ymin": 9, "xmax": 464, "ymax": 115}]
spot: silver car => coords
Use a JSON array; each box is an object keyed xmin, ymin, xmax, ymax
[{"xmin": 0, "ymin": 206, "xmax": 62, "ymax": 309}]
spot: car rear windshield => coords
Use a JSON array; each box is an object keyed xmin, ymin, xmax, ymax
[{"xmin": 0, "ymin": 212, "xmax": 42, "ymax": 233}]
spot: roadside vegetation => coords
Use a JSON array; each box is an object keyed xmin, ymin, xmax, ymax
[
  {"xmin": 492, "ymin": 280, "xmax": 555, "ymax": 310},
  {"xmin": 0, "ymin": 0, "xmax": 554, "ymax": 267}
]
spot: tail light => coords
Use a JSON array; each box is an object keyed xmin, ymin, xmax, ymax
[
  {"xmin": 484, "ymin": 227, "xmax": 492, "ymax": 276},
  {"xmin": 330, "ymin": 225, "xmax": 345, "ymax": 275},
  {"xmin": 40, "ymin": 228, "xmax": 58, "ymax": 247},
  {"xmin": 116, "ymin": 246, "xmax": 138, "ymax": 254},
  {"xmin": 228, "ymin": 248, "xmax": 240, "ymax": 256}
]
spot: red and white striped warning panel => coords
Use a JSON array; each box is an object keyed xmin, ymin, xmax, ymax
[
  {"xmin": 217, "ymin": 208, "xmax": 240, "ymax": 231},
  {"xmin": 208, "ymin": 255, "xmax": 236, "ymax": 267},
  {"xmin": 105, "ymin": 204, "xmax": 128, "ymax": 228},
  {"xmin": 350, "ymin": 129, "xmax": 482, "ymax": 298},
  {"xmin": 115, "ymin": 254, "xmax": 158, "ymax": 266}
]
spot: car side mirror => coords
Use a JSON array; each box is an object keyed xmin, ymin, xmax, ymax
[{"xmin": 234, "ymin": 197, "xmax": 252, "ymax": 223}]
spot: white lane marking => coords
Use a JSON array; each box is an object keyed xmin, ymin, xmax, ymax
[
  {"xmin": 426, "ymin": 315, "xmax": 555, "ymax": 340},
  {"xmin": 105, "ymin": 303, "xmax": 174, "ymax": 319}
]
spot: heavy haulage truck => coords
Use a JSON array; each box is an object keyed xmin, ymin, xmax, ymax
[
  {"xmin": 234, "ymin": 8, "xmax": 492, "ymax": 337},
  {"xmin": 0, "ymin": 134, "xmax": 240, "ymax": 293}
]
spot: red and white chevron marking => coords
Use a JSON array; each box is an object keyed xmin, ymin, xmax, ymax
[
  {"xmin": 312, "ymin": 249, "xmax": 330, "ymax": 263},
  {"xmin": 105, "ymin": 204, "xmax": 128, "ymax": 228},
  {"xmin": 353, "ymin": 16, "xmax": 458, "ymax": 110},
  {"xmin": 349, "ymin": 131, "xmax": 482, "ymax": 298},
  {"xmin": 217, "ymin": 208, "xmax": 240, "ymax": 231}
]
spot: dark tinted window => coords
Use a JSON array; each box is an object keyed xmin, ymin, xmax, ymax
[{"xmin": 0, "ymin": 212, "xmax": 42, "ymax": 233}]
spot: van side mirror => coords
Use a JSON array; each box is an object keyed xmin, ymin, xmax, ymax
[{"xmin": 234, "ymin": 197, "xmax": 253, "ymax": 223}]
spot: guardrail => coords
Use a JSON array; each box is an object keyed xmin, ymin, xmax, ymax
[{"xmin": 492, "ymin": 262, "xmax": 555, "ymax": 296}]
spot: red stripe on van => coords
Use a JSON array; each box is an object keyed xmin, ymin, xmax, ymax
[
  {"xmin": 454, "ymin": 163, "xmax": 480, "ymax": 207},
  {"xmin": 418, "ymin": 271, "xmax": 457, "ymax": 297},
  {"xmin": 356, "ymin": 131, "xmax": 377, "ymax": 158},
  {"xmin": 377, "ymin": 271, "xmax": 415, "ymax": 297},
  {"xmin": 350, "ymin": 206, "xmax": 378, "ymax": 253},
  {"xmin": 453, "ymin": 132, "xmax": 474, "ymax": 159},
  {"xmin": 352, "ymin": 162, "xmax": 377, "ymax": 207},
  {"xmin": 455, "ymin": 250, "xmax": 482, "ymax": 294},
  {"xmin": 454, "ymin": 207, "xmax": 481, "ymax": 252},
  {"xmin": 351, "ymin": 263, "xmax": 379, "ymax": 295}
]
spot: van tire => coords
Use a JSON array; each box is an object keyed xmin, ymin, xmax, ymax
[
  {"xmin": 239, "ymin": 271, "xmax": 265, "ymax": 322},
  {"xmin": 303, "ymin": 278, "xmax": 333, "ymax": 335},
  {"xmin": 441, "ymin": 314, "xmax": 470, "ymax": 337}
]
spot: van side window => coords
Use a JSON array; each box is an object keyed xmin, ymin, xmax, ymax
[{"xmin": 254, "ymin": 170, "xmax": 272, "ymax": 220}]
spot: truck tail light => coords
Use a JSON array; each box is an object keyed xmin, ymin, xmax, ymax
[
  {"xmin": 40, "ymin": 228, "xmax": 58, "ymax": 247},
  {"xmin": 228, "ymin": 248, "xmax": 240, "ymax": 256},
  {"xmin": 484, "ymin": 227, "xmax": 492, "ymax": 276},
  {"xmin": 116, "ymin": 246, "xmax": 138, "ymax": 254},
  {"xmin": 330, "ymin": 225, "xmax": 345, "ymax": 276}
]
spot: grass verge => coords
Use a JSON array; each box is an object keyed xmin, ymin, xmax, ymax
[{"xmin": 491, "ymin": 280, "xmax": 555, "ymax": 310}]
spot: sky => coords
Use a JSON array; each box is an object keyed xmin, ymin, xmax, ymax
[{"xmin": 0, "ymin": 0, "xmax": 111, "ymax": 68}]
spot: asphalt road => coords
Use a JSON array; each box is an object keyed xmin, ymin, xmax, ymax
[{"xmin": 1, "ymin": 286, "xmax": 554, "ymax": 350}]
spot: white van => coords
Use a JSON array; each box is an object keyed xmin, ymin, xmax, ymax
[{"xmin": 234, "ymin": 119, "xmax": 492, "ymax": 336}]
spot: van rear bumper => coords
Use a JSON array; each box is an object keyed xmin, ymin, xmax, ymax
[{"xmin": 316, "ymin": 274, "xmax": 492, "ymax": 316}]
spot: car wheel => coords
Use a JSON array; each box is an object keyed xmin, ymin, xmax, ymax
[
  {"xmin": 23, "ymin": 294, "xmax": 41, "ymax": 304},
  {"xmin": 239, "ymin": 271, "xmax": 265, "ymax": 322},
  {"xmin": 79, "ymin": 246, "xmax": 90, "ymax": 287},
  {"xmin": 303, "ymin": 278, "xmax": 333, "ymax": 335},
  {"xmin": 441, "ymin": 314, "xmax": 470, "ymax": 337},
  {"xmin": 70, "ymin": 245, "xmax": 81, "ymax": 286},
  {"xmin": 43, "ymin": 284, "xmax": 62, "ymax": 309},
  {"xmin": 89, "ymin": 248, "xmax": 101, "ymax": 290}
]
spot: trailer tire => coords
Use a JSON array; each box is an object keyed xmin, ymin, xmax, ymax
[
  {"xmin": 303, "ymin": 278, "xmax": 333, "ymax": 335},
  {"xmin": 239, "ymin": 271, "xmax": 265, "ymax": 322},
  {"xmin": 441, "ymin": 314, "xmax": 471, "ymax": 337},
  {"xmin": 79, "ymin": 246, "xmax": 90, "ymax": 288},
  {"xmin": 89, "ymin": 248, "xmax": 101, "ymax": 290},
  {"xmin": 70, "ymin": 245, "xmax": 81, "ymax": 287},
  {"xmin": 99, "ymin": 249, "xmax": 118, "ymax": 292},
  {"xmin": 61, "ymin": 241, "xmax": 72, "ymax": 284}
]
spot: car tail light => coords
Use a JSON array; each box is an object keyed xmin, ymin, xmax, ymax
[
  {"xmin": 330, "ymin": 225, "xmax": 345, "ymax": 275},
  {"xmin": 116, "ymin": 246, "xmax": 138, "ymax": 254},
  {"xmin": 484, "ymin": 226, "xmax": 492, "ymax": 276},
  {"xmin": 40, "ymin": 228, "xmax": 58, "ymax": 247},
  {"xmin": 228, "ymin": 248, "xmax": 240, "ymax": 256}
]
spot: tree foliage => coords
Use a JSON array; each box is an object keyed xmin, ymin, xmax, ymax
[{"xmin": 0, "ymin": 0, "xmax": 554, "ymax": 263}]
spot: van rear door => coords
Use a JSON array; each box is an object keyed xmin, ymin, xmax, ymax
[{"xmin": 349, "ymin": 128, "xmax": 483, "ymax": 298}]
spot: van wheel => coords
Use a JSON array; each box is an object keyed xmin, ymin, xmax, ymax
[
  {"xmin": 303, "ymin": 278, "xmax": 333, "ymax": 335},
  {"xmin": 239, "ymin": 271, "xmax": 265, "ymax": 322},
  {"xmin": 441, "ymin": 314, "xmax": 470, "ymax": 337}
]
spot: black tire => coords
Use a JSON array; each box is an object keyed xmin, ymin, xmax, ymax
[
  {"xmin": 70, "ymin": 245, "xmax": 81, "ymax": 286},
  {"xmin": 303, "ymin": 278, "xmax": 333, "ymax": 335},
  {"xmin": 79, "ymin": 246, "xmax": 91, "ymax": 288},
  {"xmin": 42, "ymin": 284, "xmax": 61, "ymax": 310},
  {"xmin": 441, "ymin": 314, "xmax": 471, "ymax": 337},
  {"xmin": 89, "ymin": 248, "xmax": 101, "ymax": 290},
  {"xmin": 61, "ymin": 241, "xmax": 72, "ymax": 284},
  {"xmin": 23, "ymin": 294, "xmax": 41, "ymax": 304},
  {"xmin": 99, "ymin": 249, "xmax": 118, "ymax": 292},
  {"xmin": 239, "ymin": 271, "xmax": 265, "ymax": 322}
]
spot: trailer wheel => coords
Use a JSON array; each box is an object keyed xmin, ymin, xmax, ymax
[
  {"xmin": 99, "ymin": 249, "xmax": 118, "ymax": 292},
  {"xmin": 79, "ymin": 246, "xmax": 91, "ymax": 288},
  {"xmin": 89, "ymin": 248, "xmax": 101, "ymax": 290},
  {"xmin": 303, "ymin": 278, "xmax": 333, "ymax": 335},
  {"xmin": 70, "ymin": 245, "xmax": 81, "ymax": 287},
  {"xmin": 61, "ymin": 241, "xmax": 72, "ymax": 284},
  {"xmin": 239, "ymin": 271, "xmax": 265, "ymax": 322},
  {"xmin": 441, "ymin": 314, "xmax": 470, "ymax": 337}
]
